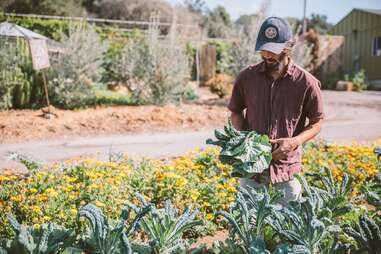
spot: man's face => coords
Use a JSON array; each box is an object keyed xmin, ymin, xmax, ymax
[{"xmin": 260, "ymin": 50, "xmax": 284, "ymax": 72}]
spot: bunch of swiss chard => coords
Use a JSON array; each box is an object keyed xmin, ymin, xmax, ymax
[{"xmin": 206, "ymin": 119, "xmax": 272, "ymax": 178}]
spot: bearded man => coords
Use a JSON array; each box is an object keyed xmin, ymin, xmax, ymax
[{"xmin": 228, "ymin": 17, "xmax": 325, "ymax": 204}]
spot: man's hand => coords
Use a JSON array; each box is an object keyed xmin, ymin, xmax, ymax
[{"xmin": 269, "ymin": 137, "xmax": 301, "ymax": 161}]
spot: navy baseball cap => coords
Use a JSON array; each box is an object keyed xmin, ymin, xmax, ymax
[{"xmin": 255, "ymin": 17, "xmax": 293, "ymax": 55}]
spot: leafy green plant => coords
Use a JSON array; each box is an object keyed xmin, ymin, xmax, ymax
[
  {"xmin": 352, "ymin": 69, "xmax": 368, "ymax": 91},
  {"xmin": 206, "ymin": 119, "xmax": 272, "ymax": 178},
  {"xmin": 7, "ymin": 152, "xmax": 42, "ymax": 172},
  {"xmin": 343, "ymin": 214, "xmax": 381, "ymax": 254},
  {"xmin": 214, "ymin": 186, "xmax": 283, "ymax": 253},
  {"xmin": 267, "ymin": 175, "xmax": 353, "ymax": 254},
  {"xmin": 270, "ymin": 196, "xmax": 340, "ymax": 254},
  {"xmin": 305, "ymin": 167, "xmax": 354, "ymax": 218},
  {"xmin": 344, "ymin": 69, "xmax": 368, "ymax": 91},
  {"xmin": 181, "ymin": 85, "xmax": 199, "ymax": 102},
  {"xmin": 0, "ymin": 214, "xmax": 75, "ymax": 254},
  {"xmin": 362, "ymin": 173, "xmax": 381, "ymax": 210},
  {"xmin": 128, "ymin": 193, "xmax": 202, "ymax": 254},
  {"xmin": 76, "ymin": 203, "xmax": 151, "ymax": 254}
]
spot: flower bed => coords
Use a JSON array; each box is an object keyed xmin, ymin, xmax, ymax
[{"xmin": 0, "ymin": 142, "xmax": 380, "ymax": 253}]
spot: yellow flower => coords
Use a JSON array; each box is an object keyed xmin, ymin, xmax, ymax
[
  {"xmin": 155, "ymin": 171, "xmax": 165, "ymax": 182},
  {"xmin": 43, "ymin": 216, "xmax": 52, "ymax": 221},
  {"xmin": 36, "ymin": 172, "xmax": 47, "ymax": 180},
  {"xmin": 190, "ymin": 191, "xmax": 200, "ymax": 201},
  {"xmin": 0, "ymin": 175, "xmax": 10, "ymax": 182},
  {"xmin": 95, "ymin": 201, "xmax": 105, "ymax": 207},
  {"xmin": 203, "ymin": 201, "xmax": 211, "ymax": 207},
  {"xmin": 8, "ymin": 175, "xmax": 18, "ymax": 180},
  {"xmin": 33, "ymin": 224, "xmax": 41, "ymax": 229},
  {"xmin": 89, "ymin": 184, "xmax": 98, "ymax": 189},
  {"xmin": 206, "ymin": 213, "xmax": 214, "ymax": 220},
  {"xmin": 29, "ymin": 188, "xmax": 38, "ymax": 194},
  {"xmin": 70, "ymin": 208, "xmax": 77, "ymax": 215},
  {"xmin": 63, "ymin": 175, "xmax": 77, "ymax": 182},
  {"xmin": 45, "ymin": 188, "xmax": 58, "ymax": 197},
  {"xmin": 32, "ymin": 206, "xmax": 42, "ymax": 213},
  {"xmin": 218, "ymin": 192, "xmax": 227, "ymax": 199},
  {"xmin": 175, "ymin": 177, "xmax": 187, "ymax": 188},
  {"xmin": 58, "ymin": 212, "xmax": 65, "ymax": 219},
  {"xmin": 10, "ymin": 195, "xmax": 22, "ymax": 202},
  {"xmin": 36, "ymin": 194, "xmax": 49, "ymax": 202}
]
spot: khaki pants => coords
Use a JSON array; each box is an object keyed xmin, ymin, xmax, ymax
[{"xmin": 239, "ymin": 176, "xmax": 302, "ymax": 206}]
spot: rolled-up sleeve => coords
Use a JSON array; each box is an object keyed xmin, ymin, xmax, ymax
[
  {"xmin": 304, "ymin": 81, "xmax": 325, "ymax": 121},
  {"xmin": 228, "ymin": 73, "xmax": 246, "ymax": 113}
]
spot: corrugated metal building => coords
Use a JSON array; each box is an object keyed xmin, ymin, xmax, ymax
[{"xmin": 330, "ymin": 8, "xmax": 381, "ymax": 82}]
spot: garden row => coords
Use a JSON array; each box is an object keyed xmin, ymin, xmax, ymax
[
  {"xmin": 0, "ymin": 14, "xmax": 246, "ymax": 110},
  {"xmin": 0, "ymin": 142, "xmax": 380, "ymax": 253},
  {"xmin": 0, "ymin": 13, "xmax": 319, "ymax": 111}
]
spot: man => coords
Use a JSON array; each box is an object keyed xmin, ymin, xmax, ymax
[{"xmin": 228, "ymin": 17, "xmax": 324, "ymax": 203}]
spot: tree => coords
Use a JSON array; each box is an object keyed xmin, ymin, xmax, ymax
[
  {"xmin": 2, "ymin": 0, "xmax": 85, "ymax": 16},
  {"xmin": 184, "ymin": 0, "xmax": 205, "ymax": 14},
  {"xmin": 204, "ymin": 5, "xmax": 232, "ymax": 38},
  {"xmin": 308, "ymin": 13, "xmax": 333, "ymax": 34},
  {"xmin": 98, "ymin": 0, "xmax": 173, "ymax": 23},
  {"xmin": 236, "ymin": 14, "xmax": 259, "ymax": 27}
]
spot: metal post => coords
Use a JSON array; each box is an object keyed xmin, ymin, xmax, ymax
[
  {"xmin": 303, "ymin": 0, "xmax": 307, "ymax": 34},
  {"xmin": 41, "ymin": 70, "xmax": 51, "ymax": 116}
]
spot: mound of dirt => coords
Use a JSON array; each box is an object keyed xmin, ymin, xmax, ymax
[{"xmin": 0, "ymin": 103, "xmax": 230, "ymax": 143}]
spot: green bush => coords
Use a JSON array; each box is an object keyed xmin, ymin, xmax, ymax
[
  {"xmin": 47, "ymin": 23, "xmax": 107, "ymax": 109},
  {"xmin": 0, "ymin": 13, "xmax": 71, "ymax": 41},
  {"xmin": 106, "ymin": 16, "xmax": 191, "ymax": 105},
  {"xmin": 207, "ymin": 40, "xmax": 233, "ymax": 74},
  {"xmin": 352, "ymin": 69, "xmax": 368, "ymax": 91}
]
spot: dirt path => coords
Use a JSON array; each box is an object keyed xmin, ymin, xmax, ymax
[{"xmin": 0, "ymin": 91, "xmax": 380, "ymax": 171}]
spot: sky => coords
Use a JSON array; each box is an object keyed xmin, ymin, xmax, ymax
[{"xmin": 167, "ymin": 0, "xmax": 381, "ymax": 24}]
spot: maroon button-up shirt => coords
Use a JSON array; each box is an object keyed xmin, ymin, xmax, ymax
[{"xmin": 228, "ymin": 60, "xmax": 325, "ymax": 184}]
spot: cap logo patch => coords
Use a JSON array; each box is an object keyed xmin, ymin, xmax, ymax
[{"xmin": 265, "ymin": 27, "xmax": 277, "ymax": 39}]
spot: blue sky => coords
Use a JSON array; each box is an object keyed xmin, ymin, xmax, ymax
[{"xmin": 167, "ymin": 0, "xmax": 381, "ymax": 24}]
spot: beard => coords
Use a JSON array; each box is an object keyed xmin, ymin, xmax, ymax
[
  {"xmin": 262, "ymin": 53, "xmax": 287, "ymax": 74},
  {"xmin": 264, "ymin": 60, "xmax": 282, "ymax": 72}
]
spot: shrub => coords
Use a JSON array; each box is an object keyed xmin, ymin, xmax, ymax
[
  {"xmin": 207, "ymin": 40, "xmax": 233, "ymax": 74},
  {"xmin": 350, "ymin": 69, "xmax": 368, "ymax": 91},
  {"xmin": 205, "ymin": 73, "xmax": 234, "ymax": 98},
  {"xmin": 222, "ymin": 1, "xmax": 269, "ymax": 76},
  {"xmin": 48, "ymin": 23, "xmax": 107, "ymax": 109},
  {"xmin": 108, "ymin": 14, "xmax": 191, "ymax": 105}
]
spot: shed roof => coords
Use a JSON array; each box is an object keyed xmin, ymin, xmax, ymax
[{"xmin": 355, "ymin": 8, "xmax": 381, "ymax": 16}]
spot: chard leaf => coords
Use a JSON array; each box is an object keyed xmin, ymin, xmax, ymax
[{"xmin": 207, "ymin": 118, "xmax": 272, "ymax": 178}]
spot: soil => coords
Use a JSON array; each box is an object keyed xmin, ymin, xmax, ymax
[
  {"xmin": 0, "ymin": 102, "xmax": 230, "ymax": 144},
  {"xmin": 1, "ymin": 90, "xmax": 380, "ymax": 145}
]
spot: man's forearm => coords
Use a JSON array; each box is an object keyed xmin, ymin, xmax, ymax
[
  {"xmin": 294, "ymin": 119, "xmax": 323, "ymax": 146},
  {"xmin": 230, "ymin": 111, "xmax": 245, "ymax": 131}
]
